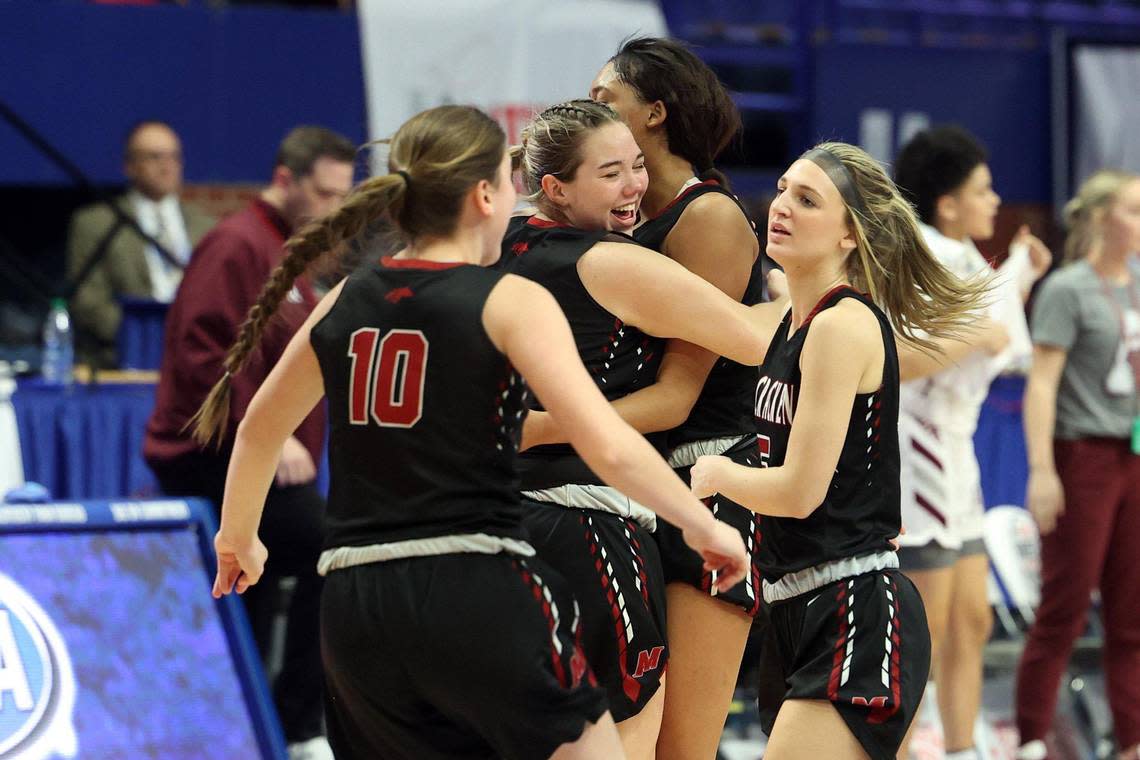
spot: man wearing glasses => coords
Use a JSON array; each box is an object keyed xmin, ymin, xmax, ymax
[{"xmin": 66, "ymin": 120, "xmax": 214, "ymax": 367}]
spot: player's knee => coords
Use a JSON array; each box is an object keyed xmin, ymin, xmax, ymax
[
  {"xmin": 925, "ymin": 605, "xmax": 952, "ymax": 653},
  {"xmin": 955, "ymin": 597, "xmax": 993, "ymax": 646}
]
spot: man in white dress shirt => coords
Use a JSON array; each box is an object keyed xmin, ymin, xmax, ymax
[{"xmin": 66, "ymin": 121, "xmax": 214, "ymax": 367}]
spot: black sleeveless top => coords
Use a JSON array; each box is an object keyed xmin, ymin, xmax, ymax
[
  {"xmin": 751, "ymin": 286, "xmax": 901, "ymax": 581},
  {"xmin": 309, "ymin": 258, "xmax": 529, "ymax": 549},
  {"xmin": 498, "ymin": 216, "xmax": 666, "ymax": 489},
  {"xmin": 633, "ymin": 180, "xmax": 766, "ymax": 447}
]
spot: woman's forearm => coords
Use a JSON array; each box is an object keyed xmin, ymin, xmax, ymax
[
  {"xmin": 1023, "ymin": 377, "xmax": 1059, "ymax": 473},
  {"xmin": 217, "ymin": 422, "xmax": 283, "ymax": 544},
  {"xmin": 710, "ymin": 460, "xmax": 817, "ymax": 519}
]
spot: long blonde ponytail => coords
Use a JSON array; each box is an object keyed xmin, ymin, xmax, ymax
[{"xmin": 805, "ymin": 142, "xmax": 986, "ymax": 351}]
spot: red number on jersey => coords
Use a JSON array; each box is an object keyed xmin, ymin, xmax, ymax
[
  {"xmin": 347, "ymin": 328, "xmax": 379, "ymax": 425},
  {"xmin": 347, "ymin": 329, "xmax": 429, "ymax": 428},
  {"xmin": 756, "ymin": 434, "xmax": 772, "ymax": 467}
]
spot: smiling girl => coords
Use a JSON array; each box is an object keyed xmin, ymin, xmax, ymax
[
  {"xmin": 501, "ymin": 99, "xmax": 785, "ymax": 759},
  {"xmin": 588, "ymin": 38, "xmax": 769, "ymax": 758}
]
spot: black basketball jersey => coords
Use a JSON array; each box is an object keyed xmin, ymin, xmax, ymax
[
  {"xmin": 633, "ymin": 181, "xmax": 766, "ymax": 447},
  {"xmin": 309, "ymin": 258, "xmax": 530, "ymax": 549},
  {"xmin": 751, "ymin": 286, "xmax": 901, "ymax": 581},
  {"xmin": 498, "ymin": 216, "xmax": 665, "ymax": 489}
]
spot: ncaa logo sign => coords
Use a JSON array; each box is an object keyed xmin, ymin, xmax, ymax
[{"xmin": 0, "ymin": 573, "xmax": 77, "ymax": 759}]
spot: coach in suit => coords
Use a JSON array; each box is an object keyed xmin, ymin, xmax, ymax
[{"xmin": 66, "ymin": 121, "xmax": 214, "ymax": 367}]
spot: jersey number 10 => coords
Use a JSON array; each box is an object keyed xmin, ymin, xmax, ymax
[{"xmin": 347, "ymin": 328, "xmax": 429, "ymax": 428}]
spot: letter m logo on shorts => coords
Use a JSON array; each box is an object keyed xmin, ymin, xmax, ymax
[
  {"xmin": 850, "ymin": 696, "xmax": 889, "ymax": 709},
  {"xmin": 632, "ymin": 646, "xmax": 665, "ymax": 678}
]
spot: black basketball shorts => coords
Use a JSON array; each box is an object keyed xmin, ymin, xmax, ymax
[
  {"xmin": 656, "ymin": 435, "xmax": 764, "ymax": 616},
  {"xmin": 755, "ymin": 570, "xmax": 932, "ymax": 760},
  {"xmin": 320, "ymin": 552, "xmax": 607, "ymax": 760},
  {"xmin": 522, "ymin": 500, "xmax": 668, "ymax": 722}
]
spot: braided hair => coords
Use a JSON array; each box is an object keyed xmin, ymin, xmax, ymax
[
  {"xmin": 512, "ymin": 99, "xmax": 624, "ymax": 204},
  {"xmin": 191, "ymin": 105, "xmax": 507, "ymax": 446}
]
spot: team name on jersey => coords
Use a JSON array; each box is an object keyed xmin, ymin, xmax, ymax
[{"xmin": 754, "ymin": 375, "xmax": 796, "ymax": 426}]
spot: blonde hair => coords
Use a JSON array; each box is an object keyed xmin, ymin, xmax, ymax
[
  {"xmin": 191, "ymin": 105, "xmax": 507, "ymax": 446},
  {"xmin": 512, "ymin": 100, "xmax": 624, "ymax": 211},
  {"xmin": 807, "ymin": 141, "xmax": 985, "ymax": 350},
  {"xmin": 1062, "ymin": 169, "xmax": 1138, "ymax": 263}
]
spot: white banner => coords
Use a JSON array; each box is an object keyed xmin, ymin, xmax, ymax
[
  {"xmin": 358, "ymin": 0, "xmax": 667, "ymax": 144},
  {"xmin": 1072, "ymin": 44, "xmax": 1140, "ymax": 187}
]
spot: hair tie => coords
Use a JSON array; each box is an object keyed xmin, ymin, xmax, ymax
[
  {"xmin": 801, "ymin": 147, "xmax": 870, "ymax": 223},
  {"xmin": 395, "ymin": 169, "xmax": 411, "ymax": 187}
]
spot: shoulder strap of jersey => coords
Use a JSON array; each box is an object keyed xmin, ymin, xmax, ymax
[
  {"xmin": 651, "ymin": 180, "xmax": 745, "ymax": 223},
  {"xmin": 802, "ymin": 286, "xmax": 895, "ymax": 367}
]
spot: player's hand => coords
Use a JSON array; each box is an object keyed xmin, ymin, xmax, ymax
[
  {"xmin": 1014, "ymin": 225, "xmax": 1053, "ymax": 283},
  {"xmin": 1027, "ymin": 468, "xmax": 1065, "ymax": 535},
  {"xmin": 888, "ymin": 522, "xmax": 907, "ymax": 551},
  {"xmin": 213, "ymin": 531, "xmax": 267, "ymax": 598},
  {"xmin": 689, "ymin": 454, "xmax": 729, "ymax": 500},
  {"xmin": 683, "ymin": 518, "xmax": 748, "ymax": 592},
  {"xmin": 275, "ymin": 435, "xmax": 316, "ymax": 486}
]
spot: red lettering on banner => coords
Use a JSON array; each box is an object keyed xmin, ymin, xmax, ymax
[
  {"xmin": 487, "ymin": 103, "xmax": 544, "ymax": 142},
  {"xmin": 488, "ymin": 103, "xmax": 545, "ymax": 194}
]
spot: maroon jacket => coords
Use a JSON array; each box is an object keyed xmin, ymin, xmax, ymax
[{"xmin": 144, "ymin": 199, "xmax": 326, "ymax": 467}]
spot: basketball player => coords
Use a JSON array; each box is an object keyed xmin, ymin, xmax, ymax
[
  {"xmin": 690, "ymin": 143, "xmax": 988, "ymax": 760},
  {"xmin": 503, "ymin": 99, "xmax": 786, "ymax": 760},
  {"xmin": 193, "ymin": 105, "xmax": 750, "ymax": 760},
  {"xmin": 586, "ymin": 37, "xmax": 770, "ymax": 759}
]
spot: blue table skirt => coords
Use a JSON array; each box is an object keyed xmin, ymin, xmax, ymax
[
  {"xmin": 117, "ymin": 297, "xmax": 170, "ymax": 371},
  {"xmin": 12, "ymin": 380, "xmax": 330, "ymax": 502},
  {"xmin": 13, "ymin": 380, "xmax": 160, "ymax": 500}
]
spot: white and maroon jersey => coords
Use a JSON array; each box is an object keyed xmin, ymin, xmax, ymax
[
  {"xmin": 499, "ymin": 216, "xmax": 665, "ymax": 490},
  {"xmin": 309, "ymin": 257, "xmax": 530, "ymax": 549},
  {"xmin": 752, "ymin": 287, "xmax": 901, "ymax": 582},
  {"xmin": 899, "ymin": 223, "xmax": 1032, "ymax": 437},
  {"xmin": 897, "ymin": 223, "xmax": 1031, "ymax": 548}
]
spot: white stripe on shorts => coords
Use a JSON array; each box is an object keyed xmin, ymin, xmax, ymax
[
  {"xmin": 317, "ymin": 533, "xmax": 535, "ymax": 575},
  {"xmin": 523, "ymin": 484, "xmax": 657, "ymax": 531}
]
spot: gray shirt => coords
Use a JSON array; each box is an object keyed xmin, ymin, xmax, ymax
[{"xmin": 1031, "ymin": 259, "xmax": 1140, "ymax": 439}]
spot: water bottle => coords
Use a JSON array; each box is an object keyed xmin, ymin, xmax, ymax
[{"xmin": 41, "ymin": 298, "xmax": 74, "ymax": 385}]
